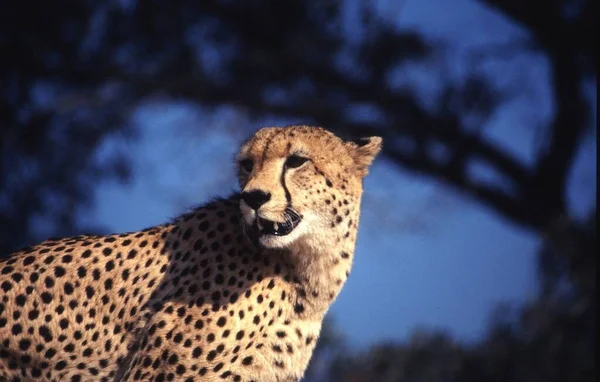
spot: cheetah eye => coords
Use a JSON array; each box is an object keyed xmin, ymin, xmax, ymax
[
  {"xmin": 285, "ymin": 155, "xmax": 309, "ymax": 169},
  {"xmin": 239, "ymin": 159, "xmax": 253, "ymax": 173}
]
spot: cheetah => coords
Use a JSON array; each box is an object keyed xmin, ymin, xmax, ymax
[{"xmin": 0, "ymin": 125, "xmax": 382, "ymax": 382}]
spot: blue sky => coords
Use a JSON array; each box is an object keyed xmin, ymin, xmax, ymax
[{"xmin": 83, "ymin": 0, "xmax": 596, "ymax": 349}]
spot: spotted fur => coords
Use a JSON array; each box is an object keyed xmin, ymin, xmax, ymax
[{"xmin": 0, "ymin": 125, "xmax": 381, "ymax": 382}]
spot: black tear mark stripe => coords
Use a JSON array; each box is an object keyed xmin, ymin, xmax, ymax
[
  {"xmin": 280, "ymin": 140, "xmax": 296, "ymax": 205},
  {"xmin": 257, "ymin": 130, "xmax": 293, "ymax": 205},
  {"xmin": 280, "ymin": 165, "xmax": 292, "ymax": 205},
  {"xmin": 263, "ymin": 131, "xmax": 289, "ymax": 205}
]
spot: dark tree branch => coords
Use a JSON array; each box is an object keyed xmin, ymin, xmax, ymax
[{"xmin": 481, "ymin": 0, "xmax": 593, "ymax": 227}]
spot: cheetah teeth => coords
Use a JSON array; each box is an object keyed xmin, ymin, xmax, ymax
[{"xmin": 256, "ymin": 215, "xmax": 301, "ymax": 236}]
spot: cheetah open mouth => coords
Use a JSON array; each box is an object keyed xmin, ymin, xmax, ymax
[{"xmin": 257, "ymin": 209, "xmax": 302, "ymax": 236}]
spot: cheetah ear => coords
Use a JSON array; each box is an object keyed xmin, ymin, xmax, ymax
[{"xmin": 345, "ymin": 136, "xmax": 383, "ymax": 176}]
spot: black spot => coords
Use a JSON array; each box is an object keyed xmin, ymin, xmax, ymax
[
  {"xmin": 23, "ymin": 256, "xmax": 35, "ymax": 265},
  {"xmin": 29, "ymin": 272, "xmax": 39, "ymax": 283},
  {"xmin": 77, "ymin": 267, "xmax": 87, "ymax": 278},
  {"xmin": 242, "ymin": 356, "xmax": 253, "ymax": 365},
  {"xmin": 54, "ymin": 266, "xmax": 66, "ymax": 277},
  {"xmin": 198, "ymin": 221, "xmax": 210, "ymax": 231},
  {"xmin": 44, "ymin": 347, "xmax": 56, "ymax": 358},
  {"xmin": 41, "ymin": 292, "xmax": 53, "ymax": 304},
  {"xmin": 127, "ymin": 249, "xmax": 137, "ymax": 259},
  {"xmin": 168, "ymin": 354, "xmax": 178, "ymax": 365},
  {"xmin": 192, "ymin": 347, "xmax": 202, "ymax": 358},
  {"xmin": 44, "ymin": 276, "xmax": 54, "ymax": 288},
  {"xmin": 18, "ymin": 338, "xmax": 31, "ymax": 350},
  {"xmin": 174, "ymin": 333, "xmax": 183, "ymax": 343},
  {"xmin": 38, "ymin": 325, "xmax": 52, "ymax": 342},
  {"xmin": 15, "ymin": 294, "xmax": 26, "ymax": 307},
  {"xmin": 64, "ymin": 282, "xmax": 75, "ymax": 295},
  {"xmin": 28, "ymin": 309, "xmax": 39, "ymax": 320},
  {"xmin": 1, "ymin": 281, "xmax": 12, "ymax": 292}
]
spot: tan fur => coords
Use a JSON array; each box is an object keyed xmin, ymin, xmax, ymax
[{"xmin": 0, "ymin": 125, "xmax": 381, "ymax": 382}]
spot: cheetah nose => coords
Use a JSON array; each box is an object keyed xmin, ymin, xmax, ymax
[{"xmin": 241, "ymin": 190, "xmax": 271, "ymax": 210}]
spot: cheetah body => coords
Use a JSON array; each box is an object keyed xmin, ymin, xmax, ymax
[{"xmin": 0, "ymin": 126, "xmax": 381, "ymax": 382}]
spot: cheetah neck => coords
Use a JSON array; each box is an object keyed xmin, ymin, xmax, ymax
[{"xmin": 277, "ymin": 214, "xmax": 360, "ymax": 321}]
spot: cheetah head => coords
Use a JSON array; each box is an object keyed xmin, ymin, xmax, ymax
[{"xmin": 236, "ymin": 125, "xmax": 382, "ymax": 249}]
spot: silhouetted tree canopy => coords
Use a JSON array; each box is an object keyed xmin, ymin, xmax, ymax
[
  {"xmin": 1, "ymin": 1, "xmax": 595, "ymax": 252},
  {"xmin": 0, "ymin": 0, "xmax": 596, "ymax": 254},
  {"xmin": 0, "ymin": 0, "xmax": 595, "ymax": 380}
]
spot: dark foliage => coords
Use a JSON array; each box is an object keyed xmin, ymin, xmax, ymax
[{"xmin": 1, "ymin": 0, "xmax": 594, "ymax": 248}]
